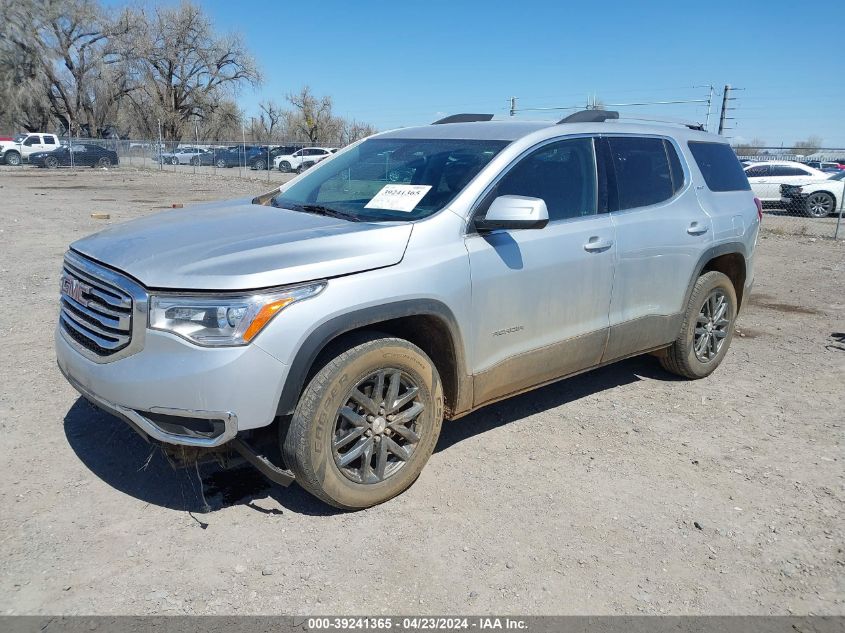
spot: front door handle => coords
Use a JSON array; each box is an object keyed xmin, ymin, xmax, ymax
[
  {"xmin": 584, "ymin": 237, "xmax": 614, "ymax": 252},
  {"xmin": 687, "ymin": 221, "xmax": 709, "ymax": 236}
]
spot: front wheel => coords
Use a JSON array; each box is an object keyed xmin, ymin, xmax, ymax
[
  {"xmin": 215, "ymin": 158, "xmax": 227, "ymax": 169},
  {"xmin": 4, "ymin": 151, "xmax": 21, "ymax": 166},
  {"xmin": 659, "ymin": 271, "xmax": 737, "ymax": 379},
  {"xmin": 278, "ymin": 160, "xmax": 291, "ymax": 172},
  {"xmin": 45, "ymin": 156, "xmax": 59, "ymax": 169},
  {"xmin": 804, "ymin": 192, "xmax": 835, "ymax": 218},
  {"xmin": 170, "ymin": 156, "xmax": 179, "ymax": 165},
  {"xmin": 97, "ymin": 156, "xmax": 112, "ymax": 167},
  {"xmin": 283, "ymin": 334, "xmax": 444, "ymax": 509},
  {"xmin": 252, "ymin": 159, "xmax": 264, "ymax": 170}
]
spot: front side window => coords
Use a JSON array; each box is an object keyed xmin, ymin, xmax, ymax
[
  {"xmin": 23, "ymin": 136, "xmax": 39, "ymax": 146},
  {"xmin": 272, "ymin": 137, "xmax": 509, "ymax": 221},
  {"xmin": 605, "ymin": 136, "xmax": 674, "ymax": 210},
  {"xmin": 744, "ymin": 165, "xmax": 769, "ymax": 178},
  {"xmin": 483, "ymin": 137, "xmax": 597, "ymax": 222}
]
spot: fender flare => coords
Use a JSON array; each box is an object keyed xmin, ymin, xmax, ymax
[
  {"xmin": 682, "ymin": 241, "xmax": 748, "ymax": 311},
  {"xmin": 275, "ymin": 299, "xmax": 470, "ymax": 417}
]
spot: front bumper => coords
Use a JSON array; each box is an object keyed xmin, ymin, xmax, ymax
[{"xmin": 56, "ymin": 325, "xmax": 289, "ymax": 447}]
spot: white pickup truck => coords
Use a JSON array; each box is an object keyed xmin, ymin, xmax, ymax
[{"xmin": 0, "ymin": 132, "xmax": 61, "ymax": 165}]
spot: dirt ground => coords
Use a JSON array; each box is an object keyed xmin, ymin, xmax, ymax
[{"xmin": 0, "ymin": 166, "xmax": 843, "ymax": 616}]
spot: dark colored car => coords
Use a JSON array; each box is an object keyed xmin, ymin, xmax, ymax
[
  {"xmin": 30, "ymin": 144, "xmax": 119, "ymax": 168},
  {"xmin": 212, "ymin": 145, "xmax": 265, "ymax": 168},
  {"xmin": 250, "ymin": 145, "xmax": 306, "ymax": 170}
]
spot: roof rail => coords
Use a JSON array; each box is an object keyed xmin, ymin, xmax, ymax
[
  {"xmin": 620, "ymin": 115, "xmax": 706, "ymax": 131},
  {"xmin": 432, "ymin": 113, "xmax": 494, "ymax": 125},
  {"xmin": 557, "ymin": 110, "xmax": 620, "ymax": 124}
]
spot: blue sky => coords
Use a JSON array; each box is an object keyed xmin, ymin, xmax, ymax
[{"xmin": 110, "ymin": 0, "xmax": 845, "ymax": 146}]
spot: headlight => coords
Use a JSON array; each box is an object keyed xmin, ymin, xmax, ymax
[{"xmin": 149, "ymin": 282, "xmax": 325, "ymax": 346}]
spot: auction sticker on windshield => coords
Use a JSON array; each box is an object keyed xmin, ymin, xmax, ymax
[{"xmin": 365, "ymin": 184, "xmax": 432, "ymax": 212}]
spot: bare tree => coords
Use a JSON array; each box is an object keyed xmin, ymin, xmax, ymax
[
  {"xmin": 0, "ymin": 0, "xmax": 131, "ymax": 136},
  {"xmin": 255, "ymin": 100, "xmax": 285, "ymax": 140},
  {"xmin": 791, "ymin": 135, "xmax": 823, "ymax": 156},
  {"xmin": 285, "ymin": 86, "xmax": 340, "ymax": 144},
  {"xmin": 126, "ymin": 1, "xmax": 260, "ymax": 141},
  {"xmin": 733, "ymin": 137, "xmax": 767, "ymax": 157},
  {"xmin": 340, "ymin": 119, "xmax": 377, "ymax": 145}
]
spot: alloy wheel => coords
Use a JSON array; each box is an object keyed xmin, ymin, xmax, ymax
[
  {"xmin": 98, "ymin": 157, "xmax": 111, "ymax": 167},
  {"xmin": 694, "ymin": 289, "xmax": 731, "ymax": 363},
  {"xmin": 332, "ymin": 368, "xmax": 425, "ymax": 484},
  {"xmin": 45, "ymin": 156, "xmax": 59, "ymax": 168},
  {"xmin": 807, "ymin": 193, "xmax": 834, "ymax": 218}
]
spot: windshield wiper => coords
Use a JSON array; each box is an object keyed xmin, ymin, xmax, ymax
[{"xmin": 275, "ymin": 201, "xmax": 361, "ymax": 222}]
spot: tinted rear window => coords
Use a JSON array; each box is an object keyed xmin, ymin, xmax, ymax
[
  {"xmin": 606, "ymin": 137, "xmax": 674, "ymax": 210},
  {"xmin": 688, "ymin": 142, "xmax": 751, "ymax": 192}
]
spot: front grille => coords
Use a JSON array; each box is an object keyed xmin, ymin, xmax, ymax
[{"xmin": 60, "ymin": 256, "xmax": 133, "ymax": 356}]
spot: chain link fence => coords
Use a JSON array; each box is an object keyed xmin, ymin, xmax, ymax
[{"xmin": 735, "ymin": 148, "xmax": 845, "ymax": 240}]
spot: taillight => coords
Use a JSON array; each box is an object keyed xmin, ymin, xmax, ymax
[{"xmin": 754, "ymin": 197, "xmax": 763, "ymax": 222}]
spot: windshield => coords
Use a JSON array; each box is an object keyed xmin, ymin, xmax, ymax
[
  {"xmin": 828, "ymin": 170, "xmax": 845, "ymax": 181},
  {"xmin": 271, "ymin": 137, "xmax": 509, "ymax": 221},
  {"xmin": 13, "ymin": 134, "xmax": 26, "ymax": 143}
]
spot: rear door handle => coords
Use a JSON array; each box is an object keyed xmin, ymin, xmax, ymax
[
  {"xmin": 584, "ymin": 237, "xmax": 614, "ymax": 252},
  {"xmin": 687, "ymin": 221, "xmax": 709, "ymax": 236}
]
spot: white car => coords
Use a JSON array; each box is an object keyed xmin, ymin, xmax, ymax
[
  {"xmin": 780, "ymin": 170, "xmax": 845, "ymax": 218},
  {"xmin": 743, "ymin": 161, "xmax": 829, "ymax": 203},
  {"xmin": 273, "ymin": 147, "xmax": 337, "ymax": 172},
  {"xmin": 0, "ymin": 132, "xmax": 61, "ymax": 165}
]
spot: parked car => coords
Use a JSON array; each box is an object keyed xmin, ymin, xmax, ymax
[
  {"xmin": 0, "ymin": 132, "xmax": 61, "ymax": 165},
  {"xmin": 781, "ymin": 169, "xmax": 845, "ymax": 217},
  {"xmin": 743, "ymin": 161, "xmax": 829, "ymax": 203},
  {"xmin": 212, "ymin": 145, "xmax": 265, "ymax": 168},
  {"xmin": 56, "ymin": 111, "xmax": 759, "ymax": 509},
  {"xmin": 159, "ymin": 147, "xmax": 212, "ymax": 166},
  {"xmin": 804, "ymin": 161, "xmax": 844, "ymax": 173},
  {"xmin": 249, "ymin": 145, "xmax": 305, "ymax": 170},
  {"xmin": 273, "ymin": 146, "xmax": 336, "ymax": 172},
  {"xmin": 29, "ymin": 143, "xmax": 119, "ymax": 168}
]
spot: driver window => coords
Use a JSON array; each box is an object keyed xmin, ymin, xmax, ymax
[
  {"xmin": 23, "ymin": 136, "xmax": 39, "ymax": 146},
  {"xmin": 488, "ymin": 138, "xmax": 597, "ymax": 222}
]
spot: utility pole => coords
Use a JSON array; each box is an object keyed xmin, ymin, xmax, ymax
[
  {"xmin": 704, "ymin": 84, "xmax": 714, "ymax": 132},
  {"xmin": 718, "ymin": 84, "xmax": 732, "ymax": 135},
  {"xmin": 509, "ymin": 96, "xmax": 517, "ymax": 117}
]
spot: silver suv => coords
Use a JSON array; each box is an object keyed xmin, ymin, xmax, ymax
[{"xmin": 56, "ymin": 111, "xmax": 760, "ymax": 509}]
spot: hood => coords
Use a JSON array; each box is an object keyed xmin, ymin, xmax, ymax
[{"xmin": 71, "ymin": 199, "xmax": 413, "ymax": 290}]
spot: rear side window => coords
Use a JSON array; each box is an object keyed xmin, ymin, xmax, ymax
[
  {"xmin": 769, "ymin": 165, "xmax": 811, "ymax": 177},
  {"xmin": 606, "ymin": 137, "xmax": 674, "ymax": 210},
  {"xmin": 688, "ymin": 142, "xmax": 751, "ymax": 191},
  {"xmin": 744, "ymin": 165, "xmax": 768, "ymax": 178}
]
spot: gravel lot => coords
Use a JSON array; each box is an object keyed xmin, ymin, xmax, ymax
[{"xmin": 0, "ymin": 166, "xmax": 843, "ymax": 616}]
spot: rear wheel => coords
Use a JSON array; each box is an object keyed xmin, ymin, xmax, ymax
[
  {"xmin": 252, "ymin": 158, "xmax": 264, "ymax": 170},
  {"xmin": 170, "ymin": 156, "xmax": 179, "ymax": 165},
  {"xmin": 190, "ymin": 157, "xmax": 200, "ymax": 166},
  {"xmin": 283, "ymin": 334, "xmax": 444, "ymax": 509},
  {"xmin": 4, "ymin": 151, "xmax": 21, "ymax": 166},
  {"xmin": 215, "ymin": 158, "xmax": 227, "ymax": 169},
  {"xmin": 659, "ymin": 271, "xmax": 737, "ymax": 379},
  {"xmin": 97, "ymin": 156, "xmax": 112, "ymax": 167},
  {"xmin": 804, "ymin": 192, "xmax": 835, "ymax": 218}
]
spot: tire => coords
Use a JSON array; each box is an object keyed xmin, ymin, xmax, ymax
[
  {"xmin": 283, "ymin": 334, "xmax": 444, "ymax": 509},
  {"xmin": 252, "ymin": 159, "xmax": 264, "ymax": 170},
  {"xmin": 5, "ymin": 151, "xmax": 21, "ymax": 166},
  {"xmin": 215, "ymin": 158, "xmax": 227, "ymax": 169},
  {"xmin": 278, "ymin": 160, "xmax": 292, "ymax": 173},
  {"xmin": 804, "ymin": 192, "xmax": 835, "ymax": 218},
  {"xmin": 659, "ymin": 271, "xmax": 737, "ymax": 379},
  {"xmin": 190, "ymin": 157, "xmax": 199, "ymax": 166},
  {"xmin": 297, "ymin": 161, "xmax": 315, "ymax": 173},
  {"xmin": 45, "ymin": 156, "xmax": 59, "ymax": 169},
  {"xmin": 97, "ymin": 156, "xmax": 112, "ymax": 167}
]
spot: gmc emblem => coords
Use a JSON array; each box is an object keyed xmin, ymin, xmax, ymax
[{"xmin": 61, "ymin": 274, "xmax": 90, "ymax": 307}]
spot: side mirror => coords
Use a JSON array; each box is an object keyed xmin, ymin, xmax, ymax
[{"xmin": 475, "ymin": 195, "xmax": 549, "ymax": 232}]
